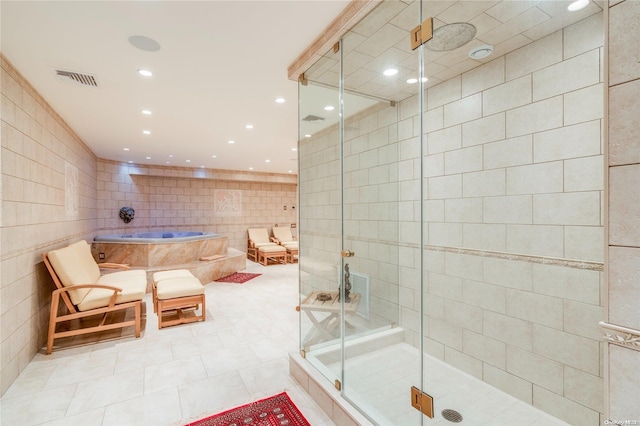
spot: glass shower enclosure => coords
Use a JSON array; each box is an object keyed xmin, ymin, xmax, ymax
[{"xmin": 298, "ymin": 1, "xmax": 605, "ymax": 425}]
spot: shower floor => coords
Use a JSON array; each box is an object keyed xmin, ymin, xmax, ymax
[{"xmin": 307, "ymin": 329, "xmax": 569, "ymax": 425}]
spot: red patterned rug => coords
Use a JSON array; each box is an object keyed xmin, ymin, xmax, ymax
[
  {"xmin": 215, "ymin": 272, "xmax": 261, "ymax": 284},
  {"xmin": 185, "ymin": 392, "xmax": 310, "ymax": 426}
]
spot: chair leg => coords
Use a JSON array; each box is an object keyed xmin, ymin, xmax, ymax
[
  {"xmin": 46, "ymin": 294, "xmax": 60, "ymax": 355},
  {"xmin": 135, "ymin": 301, "xmax": 141, "ymax": 337}
]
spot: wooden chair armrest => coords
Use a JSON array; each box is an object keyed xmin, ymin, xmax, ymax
[
  {"xmin": 270, "ymin": 237, "xmax": 280, "ymax": 243},
  {"xmin": 53, "ymin": 284, "xmax": 123, "ymax": 308},
  {"xmin": 98, "ymin": 262, "xmax": 130, "ymax": 270}
]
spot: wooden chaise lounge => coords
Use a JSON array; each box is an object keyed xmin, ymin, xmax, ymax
[{"xmin": 42, "ymin": 240, "xmax": 147, "ymax": 354}]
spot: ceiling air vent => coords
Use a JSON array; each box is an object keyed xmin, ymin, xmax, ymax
[
  {"xmin": 54, "ymin": 69, "xmax": 98, "ymax": 87},
  {"xmin": 302, "ymin": 114, "xmax": 325, "ymax": 122}
]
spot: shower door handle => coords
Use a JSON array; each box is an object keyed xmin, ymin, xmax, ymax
[{"xmin": 341, "ymin": 250, "xmax": 355, "ymax": 258}]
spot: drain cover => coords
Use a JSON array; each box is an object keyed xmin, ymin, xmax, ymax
[{"xmin": 442, "ymin": 409, "xmax": 463, "ymax": 423}]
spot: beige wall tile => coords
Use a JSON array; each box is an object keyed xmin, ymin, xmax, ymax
[
  {"xmin": 483, "ymin": 75, "xmax": 532, "ymax": 116},
  {"xmin": 609, "ymin": 165, "xmax": 640, "ymax": 247},
  {"xmin": 444, "ymin": 252, "xmax": 483, "ymax": 282},
  {"xmin": 463, "ymin": 330, "xmax": 506, "ymax": 369},
  {"xmin": 533, "ymin": 192, "xmax": 601, "ymax": 226},
  {"xmin": 462, "ymin": 112, "xmax": 506, "ymax": 148},
  {"xmin": 564, "ymin": 12, "xmax": 604, "ymax": 60},
  {"xmin": 428, "ymin": 317, "xmax": 463, "ymax": 351},
  {"xmin": 609, "ymin": 0, "xmax": 640, "ymax": 85},
  {"xmin": 533, "ymin": 50, "xmax": 600, "ymax": 101},
  {"xmin": 533, "ymin": 120, "xmax": 601, "ymax": 163},
  {"xmin": 506, "ymin": 30, "xmax": 563, "ymax": 81},
  {"xmin": 483, "ymin": 364, "xmax": 532, "ymax": 404},
  {"xmin": 483, "ymin": 135, "xmax": 532, "ymax": 170},
  {"xmin": 428, "ymin": 222, "xmax": 463, "ymax": 247},
  {"xmin": 444, "ymin": 198, "xmax": 482, "ymax": 223},
  {"xmin": 533, "ymin": 385, "xmax": 600, "ymax": 425},
  {"xmin": 461, "ymin": 56, "xmax": 505, "ymax": 97},
  {"xmin": 484, "ymin": 311, "xmax": 533, "ymax": 351},
  {"xmin": 564, "ymin": 155, "xmax": 604, "ymax": 192},
  {"xmin": 507, "ymin": 345, "xmax": 563, "ymax": 394},
  {"xmin": 463, "ymin": 224, "xmax": 507, "ymax": 252},
  {"xmin": 506, "ymin": 96, "xmax": 563, "ymax": 138},
  {"xmin": 483, "ymin": 257, "xmax": 533, "ymax": 291},
  {"xmin": 428, "ymin": 174, "xmax": 462, "ymax": 199},
  {"xmin": 427, "ymin": 76, "xmax": 461, "ymax": 110},
  {"xmin": 427, "ymin": 272, "xmax": 463, "ymax": 302},
  {"xmin": 564, "ymin": 84, "xmax": 604, "ymax": 126},
  {"xmin": 507, "ymin": 289, "xmax": 563, "ymax": 330},
  {"xmin": 462, "ymin": 279, "xmax": 506, "ymax": 314},
  {"xmin": 427, "ymin": 125, "xmax": 461, "ymax": 155},
  {"xmin": 462, "ymin": 169, "xmax": 506, "ymax": 197},
  {"xmin": 443, "ymin": 93, "xmax": 482, "ymax": 128},
  {"xmin": 609, "ymin": 79, "xmax": 640, "ymax": 166},
  {"xmin": 532, "ymin": 263, "xmax": 600, "ymax": 305},
  {"xmin": 564, "ymin": 366, "xmax": 604, "ymax": 413},
  {"xmin": 563, "ymin": 300, "xmax": 604, "ymax": 341},
  {"xmin": 483, "ymin": 195, "xmax": 533, "ymax": 224},
  {"xmin": 564, "ymin": 226, "xmax": 604, "ymax": 262},
  {"xmin": 445, "ymin": 299, "xmax": 483, "ymax": 334},
  {"xmin": 506, "ymin": 162, "xmax": 563, "ymax": 195},
  {"xmin": 444, "ymin": 145, "xmax": 483, "ymax": 174},
  {"xmin": 532, "ymin": 325, "xmax": 600, "ymax": 375},
  {"xmin": 609, "ymin": 344, "xmax": 640, "ymax": 420},
  {"xmin": 444, "ymin": 346, "xmax": 483, "ymax": 379},
  {"xmin": 608, "ymin": 246, "xmax": 640, "ymax": 330},
  {"xmin": 506, "ymin": 224, "xmax": 564, "ymax": 258}
]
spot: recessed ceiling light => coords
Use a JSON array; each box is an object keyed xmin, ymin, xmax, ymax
[
  {"xmin": 200, "ymin": 165, "xmax": 205, "ymax": 168},
  {"xmin": 469, "ymin": 44, "xmax": 494, "ymax": 60},
  {"xmin": 166, "ymin": 161, "xmax": 171, "ymax": 164},
  {"xmin": 137, "ymin": 69, "xmax": 153, "ymax": 77},
  {"xmin": 168, "ymin": 154, "xmax": 173, "ymax": 158},
  {"xmin": 142, "ymin": 130, "xmax": 151, "ymax": 135},
  {"xmin": 141, "ymin": 109, "xmax": 152, "ymax": 115},
  {"xmin": 406, "ymin": 77, "xmax": 429, "ymax": 84},
  {"xmin": 568, "ymin": 0, "xmax": 589, "ymax": 11},
  {"xmin": 186, "ymin": 159, "xmax": 191, "ymax": 163},
  {"xmin": 265, "ymin": 159, "xmax": 271, "ymax": 163},
  {"xmin": 212, "ymin": 155, "xmax": 217, "ymax": 158},
  {"xmin": 324, "ymin": 105, "xmax": 334, "ymax": 111},
  {"xmin": 275, "ymin": 98, "xmax": 285, "ymax": 103},
  {"xmin": 123, "ymin": 147, "xmax": 130, "ymax": 151},
  {"xmin": 291, "ymin": 148, "xmax": 297, "ymax": 151},
  {"xmin": 249, "ymin": 167, "xmax": 254, "ymax": 170},
  {"xmin": 383, "ymin": 68, "xmax": 398, "ymax": 76},
  {"xmin": 245, "ymin": 124, "xmax": 253, "ymax": 129},
  {"xmin": 288, "ymin": 170, "xmax": 293, "ymax": 173},
  {"xmin": 146, "ymin": 156, "xmax": 151, "ymax": 159},
  {"xmin": 305, "ymin": 134, "xmax": 312, "ymax": 138},
  {"xmin": 128, "ymin": 160, "xmax": 133, "ymax": 163},
  {"xmin": 228, "ymin": 140, "xmax": 235, "ymax": 144}
]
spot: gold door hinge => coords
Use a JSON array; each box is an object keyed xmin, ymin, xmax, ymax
[
  {"xmin": 335, "ymin": 379, "xmax": 342, "ymax": 391},
  {"xmin": 410, "ymin": 386, "xmax": 434, "ymax": 418},
  {"xmin": 299, "ymin": 72, "xmax": 308, "ymax": 86},
  {"xmin": 300, "ymin": 349, "xmax": 306, "ymax": 358},
  {"xmin": 341, "ymin": 250, "xmax": 355, "ymax": 258},
  {"xmin": 410, "ymin": 17, "xmax": 434, "ymax": 50}
]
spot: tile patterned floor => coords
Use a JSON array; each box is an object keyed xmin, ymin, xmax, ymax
[{"xmin": 1, "ymin": 262, "xmax": 334, "ymax": 426}]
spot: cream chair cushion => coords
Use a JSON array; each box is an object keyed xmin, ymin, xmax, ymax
[
  {"xmin": 47, "ymin": 240, "xmax": 101, "ymax": 305},
  {"xmin": 248, "ymin": 228, "xmax": 272, "ymax": 245},
  {"xmin": 155, "ymin": 277, "xmax": 204, "ymax": 300},
  {"xmin": 79, "ymin": 270, "xmax": 147, "ymax": 311},
  {"xmin": 272, "ymin": 227, "xmax": 297, "ymax": 246}
]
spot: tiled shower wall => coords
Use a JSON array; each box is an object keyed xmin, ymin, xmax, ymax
[
  {"xmin": 606, "ymin": 0, "xmax": 640, "ymax": 421},
  {"xmin": 94, "ymin": 160, "xmax": 298, "ymax": 252},
  {"xmin": 0, "ymin": 55, "xmax": 99, "ymax": 395}
]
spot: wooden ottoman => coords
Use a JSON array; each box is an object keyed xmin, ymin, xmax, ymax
[
  {"xmin": 257, "ymin": 245, "xmax": 287, "ymax": 266},
  {"xmin": 153, "ymin": 269, "xmax": 206, "ymax": 329}
]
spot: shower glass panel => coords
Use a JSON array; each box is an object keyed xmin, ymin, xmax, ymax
[
  {"xmin": 339, "ymin": 1, "xmax": 423, "ymax": 424},
  {"xmin": 298, "ymin": 44, "xmax": 343, "ymax": 386}
]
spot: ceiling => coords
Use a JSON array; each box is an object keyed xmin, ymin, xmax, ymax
[
  {"xmin": 2, "ymin": 1, "xmax": 604, "ymax": 175},
  {"xmin": 0, "ymin": 1, "xmax": 350, "ymax": 174}
]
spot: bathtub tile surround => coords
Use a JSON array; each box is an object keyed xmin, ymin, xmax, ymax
[
  {"xmin": 606, "ymin": 0, "xmax": 640, "ymax": 421},
  {"xmin": 299, "ymin": 11, "xmax": 606, "ymax": 425}
]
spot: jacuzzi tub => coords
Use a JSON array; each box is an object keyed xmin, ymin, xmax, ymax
[
  {"xmin": 92, "ymin": 231, "xmax": 227, "ymax": 267},
  {"xmin": 95, "ymin": 231, "xmax": 220, "ymax": 243}
]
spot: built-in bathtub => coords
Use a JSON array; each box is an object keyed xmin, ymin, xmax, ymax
[{"xmin": 92, "ymin": 231, "xmax": 246, "ymax": 291}]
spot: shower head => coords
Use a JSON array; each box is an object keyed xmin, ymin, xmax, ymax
[{"xmin": 424, "ymin": 22, "xmax": 477, "ymax": 52}]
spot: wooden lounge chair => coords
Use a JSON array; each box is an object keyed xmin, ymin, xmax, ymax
[
  {"xmin": 247, "ymin": 228, "xmax": 280, "ymax": 262},
  {"xmin": 272, "ymin": 226, "xmax": 298, "ymax": 263},
  {"xmin": 42, "ymin": 240, "xmax": 147, "ymax": 354}
]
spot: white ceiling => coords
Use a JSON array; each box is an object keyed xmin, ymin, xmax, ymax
[{"xmin": 0, "ymin": 0, "xmax": 350, "ymax": 174}]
